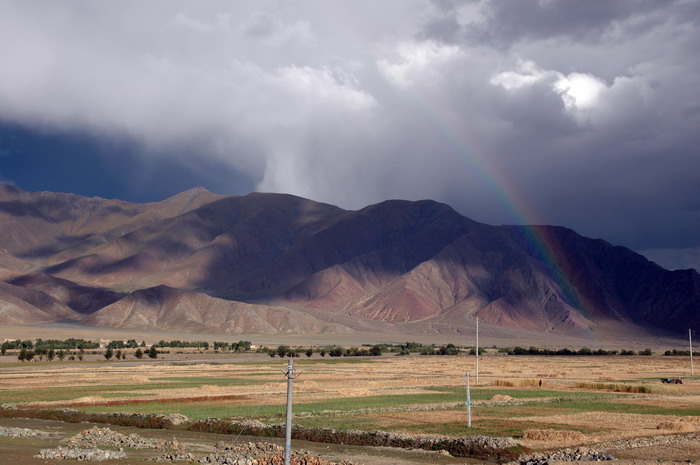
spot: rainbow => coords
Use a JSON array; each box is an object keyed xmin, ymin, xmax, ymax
[{"xmin": 418, "ymin": 101, "xmax": 596, "ymax": 318}]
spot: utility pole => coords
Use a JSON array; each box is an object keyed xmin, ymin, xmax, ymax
[
  {"xmin": 284, "ymin": 359, "xmax": 296, "ymax": 465},
  {"xmin": 475, "ymin": 317, "xmax": 479, "ymax": 384},
  {"xmin": 466, "ymin": 371, "xmax": 472, "ymax": 428},
  {"xmin": 690, "ymin": 329, "xmax": 694, "ymax": 376}
]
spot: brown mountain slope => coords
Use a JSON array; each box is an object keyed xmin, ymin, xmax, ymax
[
  {"xmin": 0, "ymin": 281, "xmax": 78, "ymax": 324},
  {"xmin": 0, "ymin": 184, "xmax": 221, "ymax": 270},
  {"xmin": 82, "ymin": 285, "xmax": 353, "ymax": 334},
  {"xmin": 1, "ymin": 186, "xmax": 698, "ymax": 338},
  {"xmin": 6, "ymin": 272, "xmax": 124, "ymax": 314}
]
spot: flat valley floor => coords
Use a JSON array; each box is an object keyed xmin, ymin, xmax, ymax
[{"xmin": 1, "ymin": 353, "xmax": 699, "ymax": 464}]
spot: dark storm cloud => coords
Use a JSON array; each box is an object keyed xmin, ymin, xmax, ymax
[
  {"xmin": 464, "ymin": 0, "xmax": 667, "ymax": 46},
  {"xmin": 0, "ymin": 0, "xmax": 698, "ymax": 270}
]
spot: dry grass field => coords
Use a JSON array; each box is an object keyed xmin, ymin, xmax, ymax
[{"xmin": 1, "ymin": 352, "xmax": 699, "ymax": 463}]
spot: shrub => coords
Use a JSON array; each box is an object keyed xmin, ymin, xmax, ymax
[
  {"xmin": 328, "ymin": 347, "xmax": 343, "ymax": 357},
  {"xmin": 276, "ymin": 345, "xmax": 290, "ymax": 358},
  {"xmin": 437, "ymin": 344, "xmax": 459, "ymax": 355},
  {"xmin": 575, "ymin": 382, "xmax": 654, "ymax": 393}
]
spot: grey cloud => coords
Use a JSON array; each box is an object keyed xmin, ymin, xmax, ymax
[
  {"xmin": 463, "ymin": 0, "xmax": 676, "ymax": 47},
  {"xmin": 0, "ymin": 0, "xmax": 697, "ymax": 259}
]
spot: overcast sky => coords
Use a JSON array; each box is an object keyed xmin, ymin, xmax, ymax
[{"xmin": 0, "ymin": 0, "xmax": 698, "ymax": 270}]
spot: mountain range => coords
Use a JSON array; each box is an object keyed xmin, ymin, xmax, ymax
[{"xmin": 1, "ymin": 184, "xmax": 698, "ymax": 341}]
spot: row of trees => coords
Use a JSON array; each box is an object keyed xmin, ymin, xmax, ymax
[
  {"xmin": 497, "ymin": 346, "xmax": 653, "ymax": 356},
  {"xmin": 264, "ymin": 345, "xmax": 383, "ymax": 358},
  {"xmin": 104, "ymin": 346, "xmax": 158, "ymax": 360},
  {"xmin": 18, "ymin": 347, "xmax": 86, "ymax": 362},
  {"xmin": 3, "ymin": 337, "xmax": 254, "ymax": 356},
  {"xmin": 213, "ymin": 341, "xmax": 252, "ymax": 352},
  {"xmin": 2, "ymin": 338, "xmax": 99, "ymax": 354},
  {"xmin": 17, "ymin": 345, "xmax": 160, "ymax": 362},
  {"xmin": 106, "ymin": 339, "xmax": 145, "ymax": 349},
  {"xmin": 7, "ymin": 337, "xmax": 678, "ymax": 360},
  {"xmin": 664, "ymin": 349, "xmax": 700, "ymax": 356}
]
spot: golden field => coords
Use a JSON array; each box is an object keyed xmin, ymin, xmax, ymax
[{"xmin": 1, "ymin": 352, "xmax": 699, "ymax": 463}]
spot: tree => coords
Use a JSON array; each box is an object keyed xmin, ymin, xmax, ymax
[
  {"xmin": 277, "ymin": 345, "xmax": 290, "ymax": 358},
  {"xmin": 18, "ymin": 348, "xmax": 27, "ymax": 362},
  {"xmin": 305, "ymin": 348, "xmax": 313, "ymax": 357},
  {"xmin": 329, "ymin": 347, "xmax": 343, "ymax": 357},
  {"xmin": 115, "ymin": 350, "xmax": 123, "ymax": 360},
  {"xmin": 148, "ymin": 345, "xmax": 158, "ymax": 359},
  {"xmin": 47, "ymin": 348, "xmax": 55, "ymax": 361},
  {"xmin": 57, "ymin": 350, "xmax": 65, "ymax": 361},
  {"xmin": 134, "ymin": 348, "xmax": 144, "ymax": 359},
  {"xmin": 319, "ymin": 349, "xmax": 326, "ymax": 357},
  {"xmin": 78, "ymin": 348, "xmax": 84, "ymax": 361},
  {"xmin": 369, "ymin": 345, "xmax": 382, "ymax": 356},
  {"xmin": 104, "ymin": 348, "xmax": 114, "ymax": 360}
]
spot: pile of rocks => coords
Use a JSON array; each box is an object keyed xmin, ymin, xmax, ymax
[
  {"xmin": 36, "ymin": 446, "xmax": 127, "ymax": 461},
  {"xmin": 194, "ymin": 441, "xmax": 284, "ymax": 465},
  {"xmin": 189, "ymin": 418, "xmax": 519, "ymax": 458},
  {"xmin": 65, "ymin": 426, "xmax": 184, "ymax": 451},
  {"xmin": 148, "ymin": 451, "xmax": 197, "ymax": 462},
  {"xmin": 506, "ymin": 447, "xmax": 614, "ymax": 464},
  {"xmin": 189, "ymin": 441, "xmax": 356, "ymax": 465},
  {"xmin": 197, "ymin": 453, "xmax": 262, "ymax": 465},
  {"xmin": 253, "ymin": 454, "xmax": 356, "ymax": 465},
  {"xmin": 597, "ymin": 431, "xmax": 700, "ymax": 450},
  {"xmin": 0, "ymin": 426, "xmax": 51, "ymax": 438},
  {"xmin": 214, "ymin": 441, "xmax": 284, "ymax": 455},
  {"xmin": 197, "ymin": 451, "xmax": 356, "ymax": 465},
  {"xmin": 161, "ymin": 413, "xmax": 190, "ymax": 427}
]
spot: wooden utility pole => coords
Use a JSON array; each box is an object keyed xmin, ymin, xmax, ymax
[
  {"xmin": 466, "ymin": 371, "xmax": 472, "ymax": 427},
  {"xmin": 284, "ymin": 359, "xmax": 296, "ymax": 465},
  {"xmin": 475, "ymin": 317, "xmax": 479, "ymax": 384},
  {"xmin": 690, "ymin": 329, "xmax": 694, "ymax": 376}
]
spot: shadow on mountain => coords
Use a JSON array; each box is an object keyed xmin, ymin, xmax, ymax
[{"xmin": 1, "ymin": 186, "xmax": 699, "ymax": 338}]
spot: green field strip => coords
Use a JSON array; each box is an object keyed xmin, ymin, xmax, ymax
[
  {"xmin": 0, "ymin": 377, "xmax": 266, "ymax": 403},
  {"xmin": 424, "ymin": 387, "xmax": 605, "ymax": 400}
]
